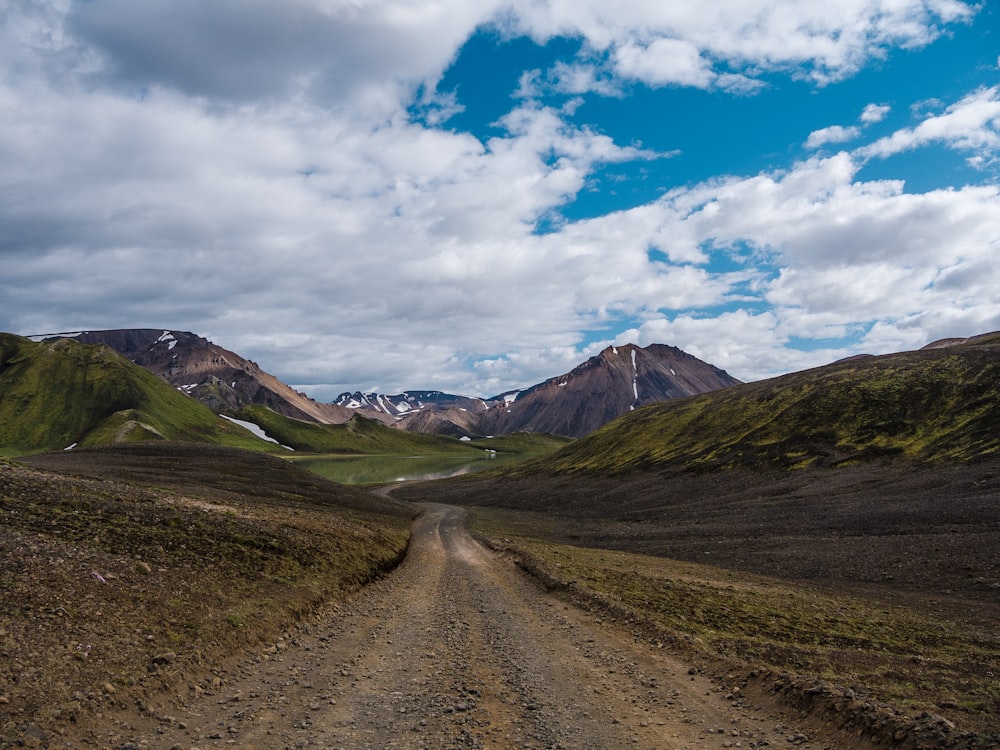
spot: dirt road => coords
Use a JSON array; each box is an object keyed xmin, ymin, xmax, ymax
[{"xmin": 109, "ymin": 504, "xmax": 850, "ymax": 749}]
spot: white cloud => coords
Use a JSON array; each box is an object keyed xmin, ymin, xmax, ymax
[
  {"xmin": 806, "ymin": 103, "xmax": 892, "ymax": 149},
  {"xmin": 506, "ymin": 0, "xmax": 978, "ymax": 92},
  {"xmin": 0, "ymin": 0, "xmax": 994, "ymax": 397},
  {"xmin": 613, "ymin": 38, "xmax": 715, "ymax": 89},
  {"xmin": 860, "ymin": 102, "xmax": 891, "ymax": 123},
  {"xmin": 805, "ymin": 125, "xmax": 861, "ymax": 149},
  {"xmin": 859, "ymin": 85, "xmax": 1000, "ymax": 161}
]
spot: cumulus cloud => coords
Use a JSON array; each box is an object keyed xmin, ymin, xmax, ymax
[
  {"xmin": 66, "ymin": 0, "xmax": 504, "ymax": 116},
  {"xmin": 805, "ymin": 102, "xmax": 894, "ymax": 150},
  {"xmin": 860, "ymin": 103, "xmax": 891, "ymax": 123},
  {"xmin": 505, "ymin": 0, "xmax": 977, "ymax": 92},
  {"xmin": 613, "ymin": 38, "xmax": 715, "ymax": 89},
  {"xmin": 0, "ymin": 0, "xmax": 994, "ymax": 394},
  {"xmin": 859, "ymin": 85, "xmax": 1000, "ymax": 162},
  {"xmin": 805, "ymin": 125, "xmax": 862, "ymax": 149}
]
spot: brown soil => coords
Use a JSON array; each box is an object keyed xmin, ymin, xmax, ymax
[
  {"xmin": 395, "ymin": 460, "xmax": 1000, "ymax": 599},
  {"xmin": 0, "ymin": 445, "xmax": 413, "ymax": 749},
  {"xmin": 29, "ymin": 504, "xmax": 872, "ymax": 749},
  {"xmin": 392, "ymin": 459, "xmax": 1000, "ymax": 746},
  {"xmin": 3, "ymin": 448, "xmax": 997, "ymax": 749}
]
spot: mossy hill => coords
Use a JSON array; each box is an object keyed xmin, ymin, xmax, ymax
[
  {"xmin": 230, "ymin": 403, "xmax": 492, "ymax": 455},
  {"xmin": 230, "ymin": 404, "xmax": 573, "ymax": 456},
  {"xmin": 0, "ymin": 333, "xmax": 272, "ymax": 457},
  {"xmin": 525, "ymin": 332, "xmax": 1000, "ymax": 474}
]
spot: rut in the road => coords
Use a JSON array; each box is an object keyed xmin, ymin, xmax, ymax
[{"xmin": 121, "ymin": 504, "xmax": 852, "ymax": 750}]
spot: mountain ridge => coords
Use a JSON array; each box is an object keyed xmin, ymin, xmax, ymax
[
  {"xmin": 0, "ymin": 333, "xmax": 275, "ymax": 456},
  {"xmin": 339, "ymin": 343, "xmax": 742, "ymax": 438},
  {"xmin": 32, "ymin": 329, "xmax": 366, "ymax": 426},
  {"xmin": 35, "ymin": 330, "xmax": 740, "ymax": 439},
  {"xmin": 522, "ymin": 330, "xmax": 1000, "ymax": 474}
]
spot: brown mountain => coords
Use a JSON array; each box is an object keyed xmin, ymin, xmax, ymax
[
  {"xmin": 35, "ymin": 329, "xmax": 361, "ymax": 425},
  {"xmin": 37, "ymin": 331, "xmax": 738, "ymax": 439},
  {"xmin": 389, "ymin": 343, "xmax": 741, "ymax": 438}
]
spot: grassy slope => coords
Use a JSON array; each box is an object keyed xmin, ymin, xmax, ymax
[
  {"xmin": 4, "ymin": 445, "xmax": 414, "ymax": 736},
  {"xmin": 526, "ymin": 334, "xmax": 1000, "ymax": 475},
  {"xmin": 468, "ymin": 432, "xmax": 574, "ymax": 454},
  {"xmin": 0, "ymin": 333, "xmax": 269, "ymax": 456},
  {"xmin": 469, "ymin": 507, "xmax": 999, "ymax": 744},
  {"xmin": 233, "ymin": 403, "xmax": 504, "ymax": 455}
]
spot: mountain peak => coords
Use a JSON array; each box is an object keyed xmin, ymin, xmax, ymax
[
  {"xmin": 36, "ymin": 329, "xmax": 741, "ymax": 441},
  {"xmin": 38, "ymin": 329, "xmax": 359, "ymax": 426}
]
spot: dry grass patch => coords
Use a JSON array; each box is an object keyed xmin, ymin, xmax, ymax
[
  {"xmin": 470, "ymin": 508, "xmax": 1000, "ymax": 745},
  {"xmin": 0, "ymin": 452, "xmax": 411, "ymax": 742}
]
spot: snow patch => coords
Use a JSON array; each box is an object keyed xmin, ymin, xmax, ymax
[
  {"xmin": 28, "ymin": 331, "xmax": 87, "ymax": 342},
  {"xmin": 503, "ymin": 392, "xmax": 521, "ymax": 404},
  {"xmin": 168, "ymin": 339, "xmax": 177, "ymax": 350},
  {"xmin": 155, "ymin": 330, "xmax": 175, "ymax": 344},
  {"xmin": 670, "ymin": 368, "xmax": 676, "ymax": 376},
  {"xmin": 63, "ymin": 442, "xmax": 77, "ymax": 451},
  {"xmin": 220, "ymin": 415, "xmax": 293, "ymax": 451},
  {"xmin": 557, "ymin": 381, "xmax": 568, "ymax": 387},
  {"xmin": 631, "ymin": 349, "xmax": 639, "ymax": 402},
  {"xmin": 460, "ymin": 436, "xmax": 471, "ymax": 442}
]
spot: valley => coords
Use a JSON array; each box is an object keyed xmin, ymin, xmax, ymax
[
  {"xmin": 1, "ymin": 331, "xmax": 999, "ymax": 748},
  {"xmin": 4, "ymin": 446, "xmax": 997, "ymax": 748}
]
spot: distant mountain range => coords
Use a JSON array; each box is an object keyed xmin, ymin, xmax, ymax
[
  {"xmin": 4, "ymin": 328, "xmax": 999, "ymax": 470},
  {"xmin": 0, "ymin": 332, "xmax": 517, "ymax": 458},
  {"xmin": 338, "ymin": 343, "xmax": 741, "ymax": 438},
  {"xmin": 30, "ymin": 330, "xmax": 741, "ymax": 439}
]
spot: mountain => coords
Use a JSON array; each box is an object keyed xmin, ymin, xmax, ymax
[
  {"xmin": 334, "ymin": 390, "xmax": 493, "ymax": 420},
  {"xmin": 477, "ymin": 343, "xmax": 741, "ymax": 438},
  {"xmin": 0, "ymin": 333, "xmax": 275, "ymax": 456},
  {"xmin": 358, "ymin": 343, "xmax": 741, "ymax": 439},
  {"xmin": 525, "ymin": 331, "xmax": 1000, "ymax": 475},
  {"xmin": 34, "ymin": 329, "xmax": 739, "ymax": 439},
  {"xmin": 33, "ymin": 329, "xmax": 364, "ymax": 425}
]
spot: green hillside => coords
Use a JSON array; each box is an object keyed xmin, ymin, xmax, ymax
[
  {"xmin": 526, "ymin": 333, "xmax": 1000, "ymax": 474},
  {"xmin": 468, "ymin": 432, "xmax": 574, "ymax": 454},
  {"xmin": 230, "ymin": 403, "xmax": 488, "ymax": 455},
  {"xmin": 0, "ymin": 333, "xmax": 271, "ymax": 456}
]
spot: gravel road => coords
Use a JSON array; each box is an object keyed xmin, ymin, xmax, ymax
[{"xmin": 105, "ymin": 503, "xmax": 851, "ymax": 750}]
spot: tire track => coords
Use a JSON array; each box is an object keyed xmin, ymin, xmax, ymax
[{"xmin": 112, "ymin": 503, "xmax": 847, "ymax": 749}]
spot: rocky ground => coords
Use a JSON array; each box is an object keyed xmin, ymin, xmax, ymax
[
  {"xmin": 63, "ymin": 504, "xmax": 859, "ymax": 750},
  {"xmin": 394, "ymin": 460, "xmax": 1000, "ymax": 746},
  {"xmin": 4, "ymin": 449, "xmax": 997, "ymax": 749}
]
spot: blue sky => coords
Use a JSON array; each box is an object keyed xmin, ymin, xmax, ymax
[{"xmin": 1, "ymin": 1, "xmax": 998, "ymax": 398}]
